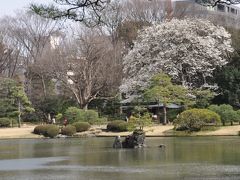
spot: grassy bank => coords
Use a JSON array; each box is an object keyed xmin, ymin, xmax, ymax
[{"xmin": 0, "ymin": 124, "xmax": 239, "ymax": 139}]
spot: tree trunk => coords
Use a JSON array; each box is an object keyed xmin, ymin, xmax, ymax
[
  {"xmin": 156, "ymin": 100, "xmax": 161, "ymax": 123},
  {"xmin": 83, "ymin": 103, "xmax": 88, "ymax": 110},
  {"xmin": 41, "ymin": 75, "xmax": 47, "ymax": 98},
  {"xmin": 163, "ymin": 105, "xmax": 167, "ymax": 125},
  {"xmin": 18, "ymin": 99, "xmax": 21, "ymax": 128}
]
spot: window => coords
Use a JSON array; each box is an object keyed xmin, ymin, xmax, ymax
[
  {"xmin": 217, "ymin": 4, "xmax": 225, "ymax": 12},
  {"xmin": 231, "ymin": 8, "xmax": 235, "ymax": 14}
]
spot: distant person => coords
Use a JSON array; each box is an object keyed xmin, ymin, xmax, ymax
[
  {"xmin": 52, "ymin": 118, "xmax": 56, "ymax": 124},
  {"xmin": 63, "ymin": 118, "xmax": 68, "ymax": 126},
  {"xmin": 152, "ymin": 114, "xmax": 158, "ymax": 120}
]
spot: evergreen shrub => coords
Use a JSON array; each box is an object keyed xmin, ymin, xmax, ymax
[
  {"xmin": 61, "ymin": 125, "xmax": 76, "ymax": 136},
  {"xmin": 0, "ymin": 118, "xmax": 11, "ymax": 127},
  {"xmin": 64, "ymin": 107, "xmax": 99, "ymax": 124},
  {"xmin": 174, "ymin": 108, "xmax": 221, "ymax": 132},
  {"xmin": 209, "ymin": 104, "xmax": 240, "ymax": 125},
  {"xmin": 73, "ymin": 122, "xmax": 91, "ymax": 132},
  {"xmin": 34, "ymin": 125, "xmax": 59, "ymax": 138},
  {"xmin": 107, "ymin": 120, "xmax": 128, "ymax": 132},
  {"xmin": 45, "ymin": 125, "xmax": 59, "ymax": 138}
]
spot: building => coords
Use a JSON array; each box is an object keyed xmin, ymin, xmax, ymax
[{"xmin": 215, "ymin": 3, "xmax": 240, "ymax": 16}]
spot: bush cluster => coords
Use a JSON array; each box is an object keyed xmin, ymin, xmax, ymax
[
  {"xmin": 0, "ymin": 118, "xmax": 11, "ymax": 127},
  {"xmin": 209, "ymin": 104, "xmax": 240, "ymax": 125},
  {"xmin": 64, "ymin": 107, "xmax": 99, "ymax": 124},
  {"xmin": 72, "ymin": 122, "xmax": 91, "ymax": 132},
  {"xmin": 33, "ymin": 125, "xmax": 59, "ymax": 138},
  {"xmin": 61, "ymin": 125, "xmax": 76, "ymax": 136},
  {"xmin": 33, "ymin": 125, "xmax": 46, "ymax": 135},
  {"xmin": 107, "ymin": 120, "xmax": 128, "ymax": 132},
  {"xmin": 174, "ymin": 108, "xmax": 221, "ymax": 132},
  {"xmin": 128, "ymin": 113, "xmax": 152, "ymax": 131}
]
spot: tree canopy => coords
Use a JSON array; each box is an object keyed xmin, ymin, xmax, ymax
[
  {"xmin": 30, "ymin": 0, "xmax": 110, "ymax": 25},
  {"xmin": 30, "ymin": 0, "xmax": 240, "ymax": 25},
  {"xmin": 0, "ymin": 78, "xmax": 34, "ymax": 127},
  {"xmin": 120, "ymin": 18, "xmax": 233, "ymax": 94},
  {"xmin": 143, "ymin": 73, "xmax": 191, "ymax": 124},
  {"xmin": 214, "ymin": 52, "xmax": 240, "ymax": 107}
]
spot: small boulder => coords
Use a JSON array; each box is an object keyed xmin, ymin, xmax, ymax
[{"xmin": 113, "ymin": 136, "xmax": 122, "ymax": 148}]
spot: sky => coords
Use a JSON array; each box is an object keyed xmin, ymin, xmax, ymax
[{"xmin": 0, "ymin": 0, "xmax": 50, "ymax": 17}]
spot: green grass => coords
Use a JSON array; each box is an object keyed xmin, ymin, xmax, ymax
[{"xmin": 163, "ymin": 126, "xmax": 220, "ymax": 136}]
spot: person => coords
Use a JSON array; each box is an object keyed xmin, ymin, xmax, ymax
[
  {"xmin": 63, "ymin": 118, "xmax": 68, "ymax": 126},
  {"xmin": 48, "ymin": 114, "xmax": 52, "ymax": 124},
  {"xmin": 52, "ymin": 117, "xmax": 56, "ymax": 124},
  {"xmin": 152, "ymin": 114, "xmax": 158, "ymax": 120}
]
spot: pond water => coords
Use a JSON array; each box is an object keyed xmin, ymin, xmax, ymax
[{"xmin": 0, "ymin": 137, "xmax": 239, "ymax": 180}]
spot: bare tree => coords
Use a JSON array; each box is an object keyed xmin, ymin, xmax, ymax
[
  {"xmin": 0, "ymin": 41, "xmax": 12, "ymax": 76},
  {"xmin": 1, "ymin": 12, "xmax": 61, "ymax": 99},
  {"xmin": 30, "ymin": 0, "xmax": 240, "ymax": 26},
  {"xmin": 124, "ymin": 0, "xmax": 166, "ymax": 23},
  {"xmin": 2, "ymin": 12, "xmax": 60, "ymax": 65},
  {"xmin": 98, "ymin": 0, "xmax": 124, "ymax": 45},
  {"xmin": 45, "ymin": 29, "xmax": 122, "ymax": 109}
]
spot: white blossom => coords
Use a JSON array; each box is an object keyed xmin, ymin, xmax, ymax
[{"xmin": 120, "ymin": 18, "xmax": 233, "ymax": 94}]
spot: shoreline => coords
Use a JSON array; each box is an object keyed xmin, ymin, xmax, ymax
[{"xmin": 0, "ymin": 124, "xmax": 239, "ymax": 140}]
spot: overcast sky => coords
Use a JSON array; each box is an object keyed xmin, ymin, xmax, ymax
[{"xmin": 0, "ymin": 0, "xmax": 50, "ymax": 17}]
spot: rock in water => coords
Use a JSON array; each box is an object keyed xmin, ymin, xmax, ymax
[
  {"xmin": 113, "ymin": 136, "xmax": 122, "ymax": 148},
  {"xmin": 122, "ymin": 129, "xmax": 146, "ymax": 148}
]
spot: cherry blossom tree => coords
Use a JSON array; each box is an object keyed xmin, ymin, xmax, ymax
[{"xmin": 120, "ymin": 18, "xmax": 233, "ymax": 94}]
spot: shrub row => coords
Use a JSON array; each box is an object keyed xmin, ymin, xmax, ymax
[
  {"xmin": 64, "ymin": 107, "xmax": 100, "ymax": 124},
  {"xmin": 0, "ymin": 118, "xmax": 11, "ymax": 127},
  {"xmin": 33, "ymin": 125, "xmax": 59, "ymax": 138},
  {"xmin": 209, "ymin": 104, "xmax": 240, "ymax": 125},
  {"xmin": 174, "ymin": 108, "xmax": 221, "ymax": 132},
  {"xmin": 34, "ymin": 124, "xmax": 79, "ymax": 137},
  {"xmin": 107, "ymin": 120, "xmax": 128, "ymax": 132},
  {"xmin": 61, "ymin": 125, "xmax": 76, "ymax": 136},
  {"xmin": 72, "ymin": 122, "xmax": 91, "ymax": 132}
]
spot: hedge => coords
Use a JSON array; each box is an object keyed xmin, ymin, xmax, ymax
[
  {"xmin": 33, "ymin": 125, "xmax": 59, "ymax": 138},
  {"xmin": 72, "ymin": 122, "xmax": 91, "ymax": 132},
  {"xmin": 209, "ymin": 104, "xmax": 240, "ymax": 125},
  {"xmin": 64, "ymin": 107, "xmax": 99, "ymax": 124},
  {"xmin": 61, "ymin": 125, "xmax": 76, "ymax": 136},
  {"xmin": 174, "ymin": 108, "xmax": 221, "ymax": 132},
  {"xmin": 0, "ymin": 118, "xmax": 11, "ymax": 127},
  {"xmin": 107, "ymin": 120, "xmax": 128, "ymax": 132}
]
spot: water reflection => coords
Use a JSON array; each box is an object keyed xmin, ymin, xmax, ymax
[{"xmin": 0, "ymin": 137, "xmax": 239, "ymax": 180}]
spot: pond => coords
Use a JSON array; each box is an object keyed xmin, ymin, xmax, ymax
[{"xmin": 0, "ymin": 137, "xmax": 239, "ymax": 180}]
